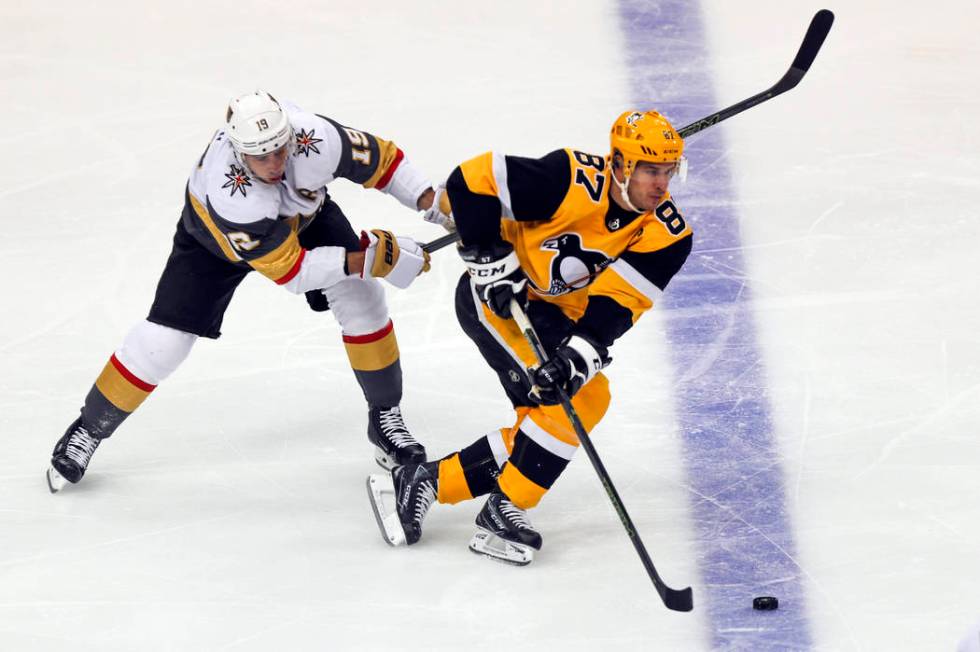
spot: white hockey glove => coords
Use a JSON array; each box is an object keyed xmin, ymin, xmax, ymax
[
  {"xmin": 422, "ymin": 185, "xmax": 455, "ymax": 232},
  {"xmin": 360, "ymin": 229, "xmax": 431, "ymax": 289}
]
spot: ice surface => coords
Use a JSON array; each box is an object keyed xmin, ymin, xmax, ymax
[{"xmin": 1, "ymin": 1, "xmax": 978, "ymax": 650}]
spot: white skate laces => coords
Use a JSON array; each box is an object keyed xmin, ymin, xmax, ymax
[
  {"xmin": 412, "ymin": 478, "xmax": 437, "ymax": 523},
  {"xmin": 498, "ymin": 498, "xmax": 533, "ymax": 531},
  {"xmin": 377, "ymin": 407, "xmax": 418, "ymax": 449},
  {"xmin": 65, "ymin": 425, "xmax": 99, "ymax": 468}
]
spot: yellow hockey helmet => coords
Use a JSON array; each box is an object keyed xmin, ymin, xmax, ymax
[{"xmin": 610, "ymin": 110, "xmax": 685, "ymax": 181}]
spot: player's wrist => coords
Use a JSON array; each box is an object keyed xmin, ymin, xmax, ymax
[
  {"xmin": 346, "ymin": 251, "xmax": 365, "ymax": 276},
  {"xmin": 416, "ymin": 187, "xmax": 435, "ymax": 210}
]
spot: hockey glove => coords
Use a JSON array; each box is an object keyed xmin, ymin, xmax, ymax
[
  {"xmin": 531, "ymin": 335, "xmax": 609, "ymax": 405},
  {"xmin": 460, "ymin": 241, "xmax": 527, "ymax": 319},
  {"xmin": 422, "ymin": 185, "xmax": 455, "ymax": 232},
  {"xmin": 360, "ymin": 229, "xmax": 432, "ymax": 289}
]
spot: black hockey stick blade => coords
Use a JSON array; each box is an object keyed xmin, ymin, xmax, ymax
[
  {"xmin": 664, "ymin": 584, "xmax": 694, "ymax": 612},
  {"xmin": 677, "ymin": 9, "xmax": 834, "ymax": 139},
  {"xmin": 422, "ymin": 230, "xmax": 461, "ymax": 253},
  {"xmin": 790, "ymin": 9, "xmax": 835, "ymax": 76},
  {"xmin": 774, "ymin": 9, "xmax": 835, "ymax": 92}
]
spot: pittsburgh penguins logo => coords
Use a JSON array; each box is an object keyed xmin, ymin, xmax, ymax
[
  {"xmin": 295, "ymin": 128, "xmax": 322, "ymax": 157},
  {"xmin": 222, "ymin": 164, "xmax": 251, "ymax": 198},
  {"xmin": 538, "ymin": 233, "xmax": 611, "ymax": 295}
]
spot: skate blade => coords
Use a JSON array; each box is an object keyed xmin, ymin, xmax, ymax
[
  {"xmin": 468, "ymin": 528, "xmax": 534, "ymax": 566},
  {"xmin": 366, "ymin": 474, "xmax": 407, "ymax": 546},
  {"xmin": 373, "ymin": 447, "xmax": 396, "ymax": 472},
  {"xmin": 46, "ymin": 466, "xmax": 69, "ymax": 494}
]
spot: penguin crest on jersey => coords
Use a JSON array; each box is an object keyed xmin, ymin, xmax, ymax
[
  {"xmin": 295, "ymin": 128, "xmax": 322, "ymax": 157},
  {"xmin": 538, "ymin": 233, "xmax": 611, "ymax": 295},
  {"xmin": 222, "ymin": 164, "xmax": 252, "ymax": 198}
]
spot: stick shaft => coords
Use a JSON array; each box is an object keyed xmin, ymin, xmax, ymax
[
  {"xmin": 677, "ymin": 9, "xmax": 834, "ymax": 139},
  {"xmin": 509, "ymin": 300, "xmax": 693, "ymax": 612}
]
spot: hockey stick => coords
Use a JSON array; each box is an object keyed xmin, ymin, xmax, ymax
[
  {"xmin": 509, "ymin": 299, "xmax": 694, "ymax": 612},
  {"xmin": 677, "ymin": 9, "xmax": 834, "ymax": 139},
  {"xmin": 422, "ymin": 11, "xmax": 832, "ymax": 257},
  {"xmin": 422, "ymin": 231, "xmax": 461, "ymax": 253}
]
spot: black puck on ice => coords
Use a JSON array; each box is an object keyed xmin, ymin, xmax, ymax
[{"xmin": 753, "ymin": 596, "xmax": 779, "ymax": 610}]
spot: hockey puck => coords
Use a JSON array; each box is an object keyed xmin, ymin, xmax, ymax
[{"xmin": 753, "ymin": 596, "xmax": 778, "ymax": 610}]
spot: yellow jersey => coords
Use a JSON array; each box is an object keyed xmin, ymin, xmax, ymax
[{"xmin": 447, "ymin": 148, "xmax": 692, "ymax": 349}]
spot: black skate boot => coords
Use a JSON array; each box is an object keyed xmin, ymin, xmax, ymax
[
  {"xmin": 469, "ymin": 492, "xmax": 542, "ymax": 566},
  {"xmin": 47, "ymin": 417, "xmax": 102, "ymax": 493},
  {"xmin": 366, "ymin": 461, "xmax": 438, "ymax": 546},
  {"xmin": 367, "ymin": 406, "xmax": 426, "ymax": 470}
]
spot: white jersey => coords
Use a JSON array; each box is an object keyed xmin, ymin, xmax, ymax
[{"xmin": 181, "ymin": 101, "xmax": 430, "ymax": 287}]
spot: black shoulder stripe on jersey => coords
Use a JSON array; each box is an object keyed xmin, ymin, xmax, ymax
[
  {"xmin": 316, "ymin": 114, "xmax": 381, "ymax": 185},
  {"xmin": 573, "ymin": 296, "xmax": 634, "ymax": 349},
  {"xmin": 619, "ymin": 234, "xmax": 693, "ymax": 291},
  {"xmin": 505, "ymin": 149, "xmax": 571, "ymax": 222},
  {"xmin": 446, "ymin": 166, "xmax": 505, "ymax": 246}
]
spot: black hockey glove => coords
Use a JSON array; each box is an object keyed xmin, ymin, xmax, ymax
[
  {"xmin": 459, "ymin": 241, "xmax": 527, "ymax": 319},
  {"xmin": 531, "ymin": 335, "xmax": 609, "ymax": 405}
]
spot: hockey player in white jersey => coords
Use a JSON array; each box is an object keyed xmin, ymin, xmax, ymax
[{"xmin": 46, "ymin": 90, "xmax": 453, "ymax": 492}]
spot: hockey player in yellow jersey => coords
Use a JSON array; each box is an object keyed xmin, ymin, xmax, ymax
[
  {"xmin": 368, "ymin": 110, "xmax": 693, "ymax": 564},
  {"xmin": 46, "ymin": 91, "xmax": 455, "ymax": 492}
]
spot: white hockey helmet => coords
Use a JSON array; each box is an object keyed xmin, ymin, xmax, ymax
[{"xmin": 225, "ymin": 90, "xmax": 294, "ymax": 156}]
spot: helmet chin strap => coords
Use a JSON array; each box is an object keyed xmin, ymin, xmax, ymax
[
  {"xmin": 233, "ymin": 150, "xmax": 257, "ymax": 177},
  {"xmin": 613, "ymin": 172, "xmax": 643, "ymax": 214}
]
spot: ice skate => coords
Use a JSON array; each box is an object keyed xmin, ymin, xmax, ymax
[
  {"xmin": 469, "ymin": 492, "xmax": 542, "ymax": 566},
  {"xmin": 366, "ymin": 461, "xmax": 438, "ymax": 546},
  {"xmin": 47, "ymin": 418, "xmax": 102, "ymax": 493},
  {"xmin": 367, "ymin": 406, "xmax": 426, "ymax": 470}
]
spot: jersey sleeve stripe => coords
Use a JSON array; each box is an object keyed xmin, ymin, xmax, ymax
[
  {"xmin": 188, "ymin": 190, "xmax": 242, "ymax": 262},
  {"xmin": 372, "ymin": 147, "xmax": 404, "ymax": 190},
  {"xmin": 458, "ymin": 152, "xmax": 498, "ymax": 195},
  {"xmin": 491, "ymin": 152, "xmax": 515, "ymax": 219},
  {"xmin": 609, "ymin": 258, "xmax": 664, "ymax": 303},
  {"xmin": 274, "ymin": 247, "xmax": 306, "ymax": 285},
  {"xmin": 249, "ymin": 231, "xmax": 304, "ymax": 282},
  {"xmin": 361, "ymin": 139, "xmax": 402, "ymax": 189}
]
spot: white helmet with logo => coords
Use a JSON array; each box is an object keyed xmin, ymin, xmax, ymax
[{"xmin": 225, "ymin": 90, "xmax": 294, "ymax": 157}]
